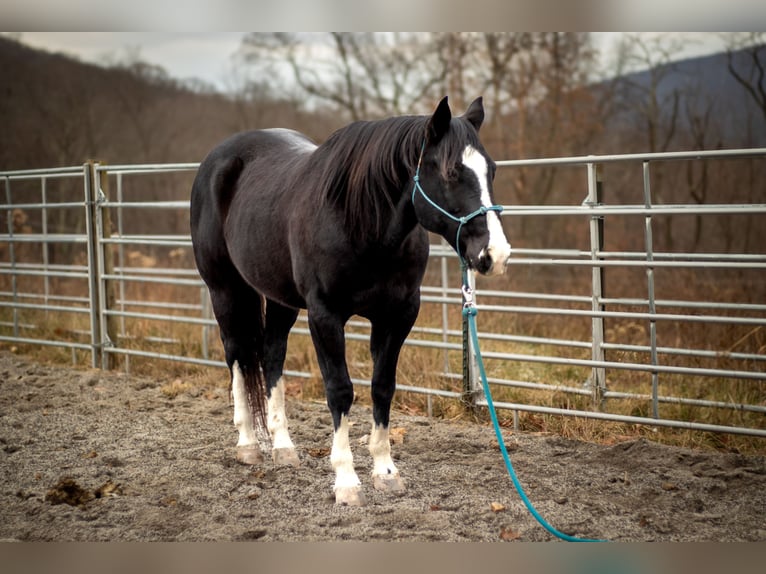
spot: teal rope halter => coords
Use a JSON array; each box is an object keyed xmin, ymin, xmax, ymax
[
  {"xmin": 412, "ymin": 139, "xmax": 605, "ymax": 542},
  {"xmin": 411, "ymin": 141, "xmax": 503, "ymax": 270}
]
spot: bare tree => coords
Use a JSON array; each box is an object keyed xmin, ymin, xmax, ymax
[
  {"xmin": 220, "ymin": 59, "xmax": 282, "ymax": 132},
  {"xmin": 466, "ymin": 33, "xmax": 603, "ymax": 213},
  {"xmin": 725, "ymin": 33, "xmax": 766, "ymax": 123},
  {"xmin": 614, "ymin": 34, "xmax": 688, "ymax": 154},
  {"xmin": 612, "ymin": 34, "xmax": 698, "ymax": 251},
  {"xmin": 723, "ymin": 34, "xmax": 765, "ymax": 254},
  {"xmin": 683, "ymin": 90, "xmax": 719, "ymax": 250},
  {"xmin": 240, "ymin": 33, "xmax": 449, "ymax": 121},
  {"xmin": 238, "ymin": 31, "xmax": 606, "ymax": 246}
]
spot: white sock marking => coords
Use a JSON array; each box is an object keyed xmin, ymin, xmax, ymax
[
  {"xmin": 369, "ymin": 423, "xmax": 399, "ymax": 477},
  {"xmin": 331, "ymin": 415, "xmax": 361, "ymax": 490},
  {"xmin": 267, "ymin": 377, "xmax": 295, "ymax": 450},
  {"xmin": 231, "ymin": 361, "xmax": 258, "ymax": 447},
  {"xmin": 462, "ymin": 145, "xmax": 511, "ymax": 275}
]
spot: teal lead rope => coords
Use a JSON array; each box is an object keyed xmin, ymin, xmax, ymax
[
  {"xmin": 413, "ymin": 141, "xmax": 605, "ymax": 540},
  {"xmin": 461, "ymin": 267, "xmax": 607, "ymax": 543}
]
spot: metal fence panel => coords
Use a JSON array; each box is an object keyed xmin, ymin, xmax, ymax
[{"xmin": 1, "ymin": 149, "xmax": 765, "ymax": 437}]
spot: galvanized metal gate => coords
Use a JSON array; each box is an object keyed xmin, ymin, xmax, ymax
[{"xmin": 2, "ymin": 150, "xmax": 765, "ymax": 437}]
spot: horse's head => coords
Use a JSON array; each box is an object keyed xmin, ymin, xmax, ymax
[{"xmin": 412, "ymin": 96, "xmax": 511, "ymax": 276}]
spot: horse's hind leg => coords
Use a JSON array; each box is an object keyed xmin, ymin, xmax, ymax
[
  {"xmin": 208, "ymin": 285, "xmax": 268, "ymax": 465},
  {"xmin": 368, "ymin": 295, "xmax": 420, "ymax": 493},
  {"xmin": 263, "ymin": 299, "xmax": 300, "ymax": 467}
]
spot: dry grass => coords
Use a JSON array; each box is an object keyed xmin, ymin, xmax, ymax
[{"xmin": 1, "ymin": 257, "xmax": 764, "ymax": 456}]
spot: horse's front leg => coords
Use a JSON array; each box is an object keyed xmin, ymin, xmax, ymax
[
  {"xmin": 307, "ymin": 302, "xmax": 364, "ymax": 506},
  {"xmin": 368, "ymin": 295, "xmax": 420, "ymax": 494}
]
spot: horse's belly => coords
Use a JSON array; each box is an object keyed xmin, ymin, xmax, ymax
[
  {"xmin": 256, "ymin": 278, "xmax": 306, "ymax": 310},
  {"xmin": 231, "ymin": 254, "xmax": 305, "ymax": 309}
]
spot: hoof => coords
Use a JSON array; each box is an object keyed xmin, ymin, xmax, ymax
[
  {"xmin": 334, "ymin": 486, "xmax": 366, "ymax": 507},
  {"xmin": 373, "ymin": 473, "xmax": 406, "ymax": 493},
  {"xmin": 272, "ymin": 447, "xmax": 300, "ymax": 467},
  {"xmin": 236, "ymin": 445, "xmax": 264, "ymax": 465}
]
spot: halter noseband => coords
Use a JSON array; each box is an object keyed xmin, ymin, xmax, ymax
[{"xmin": 411, "ymin": 140, "xmax": 503, "ymax": 269}]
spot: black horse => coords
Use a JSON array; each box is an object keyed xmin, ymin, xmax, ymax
[{"xmin": 190, "ymin": 96, "xmax": 511, "ymax": 505}]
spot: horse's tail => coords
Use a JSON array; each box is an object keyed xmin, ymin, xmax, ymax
[
  {"xmin": 231, "ymin": 292, "xmax": 269, "ymax": 436},
  {"xmin": 190, "ymin": 150, "xmax": 268, "ymax": 433}
]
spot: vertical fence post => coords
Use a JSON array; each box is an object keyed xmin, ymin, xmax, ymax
[
  {"xmin": 88, "ymin": 162, "xmax": 119, "ymax": 370},
  {"xmin": 642, "ymin": 161, "xmax": 660, "ymax": 419},
  {"xmin": 115, "ymin": 172, "xmax": 130, "ymax": 374},
  {"xmin": 40, "ymin": 177, "xmax": 50, "ymax": 316},
  {"xmin": 586, "ymin": 162, "xmax": 606, "ymax": 408},
  {"xmin": 4, "ymin": 176, "xmax": 19, "ymax": 338},
  {"xmin": 84, "ymin": 162, "xmax": 101, "ymax": 368}
]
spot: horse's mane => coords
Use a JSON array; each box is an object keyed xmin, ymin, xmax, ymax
[{"xmin": 305, "ymin": 113, "xmax": 482, "ymax": 240}]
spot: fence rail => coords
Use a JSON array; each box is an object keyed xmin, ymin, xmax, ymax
[{"xmin": 2, "ymin": 149, "xmax": 765, "ymax": 438}]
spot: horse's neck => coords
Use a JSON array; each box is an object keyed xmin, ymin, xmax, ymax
[{"xmin": 379, "ymin": 183, "xmax": 419, "ymax": 249}]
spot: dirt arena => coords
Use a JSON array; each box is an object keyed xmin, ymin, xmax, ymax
[{"xmin": 1, "ymin": 350, "xmax": 764, "ymax": 542}]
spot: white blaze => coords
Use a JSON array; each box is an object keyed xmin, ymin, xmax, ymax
[{"xmin": 461, "ymin": 145, "xmax": 511, "ymax": 275}]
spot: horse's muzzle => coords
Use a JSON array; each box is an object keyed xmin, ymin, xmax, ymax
[{"xmin": 476, "ymin": 242, "xmax": 511, "ymax": 276}]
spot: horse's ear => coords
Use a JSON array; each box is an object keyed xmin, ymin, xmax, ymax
[
  {"xmin": 427, "ymin": 96, "xmax": 452, "ymax": 144},
  {"xmin": 463, "ymin": 97, "xmax": 484, "ymax": 132}
]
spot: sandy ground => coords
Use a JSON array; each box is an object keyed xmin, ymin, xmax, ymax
[{"xmin": 1, "ymin": 350, "xmax": 765, "ymax": 542}]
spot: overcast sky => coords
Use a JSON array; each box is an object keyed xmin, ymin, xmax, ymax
[
  {"xmin": 9, "ymin": 32, "xmax": 740, "ymax": 93},
  {"xmin": 14, "ymin": 32, "xmax": 247, "ymax": 91}
]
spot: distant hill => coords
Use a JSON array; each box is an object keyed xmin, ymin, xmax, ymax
[
  {"xmin": 1, "ymin": 34, "xmax": 764, "ymax": 171},
  {"xmin": 0, "ymin": 35, "xmax": 335, "ymax": 170},
  {"xmin": 608, "ymin": 44, "xmax": 766, "ymax": 149},
  {"xmin": 1, "ymin": 35, "xmax": 763, "ymax": 259}
]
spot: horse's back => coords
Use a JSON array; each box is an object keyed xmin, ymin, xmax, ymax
[
  {"xmin": 192, "ymin": 128, "xmax": 314, "ymax": 230},
  {"xmin": 192, "ymin": 129, "xmax": 314, "ymax": 215},
  {"xmin": 190, "ymin": 129, "xmax": 316, "ymax": 305}
]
